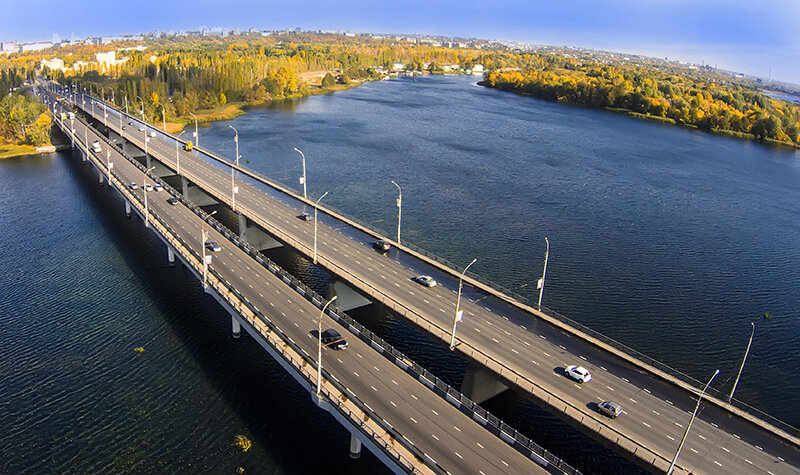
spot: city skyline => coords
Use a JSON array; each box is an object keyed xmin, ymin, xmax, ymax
[{"xmin": 3, "ymin": 0, "xmax": 799, "ymax": 84}]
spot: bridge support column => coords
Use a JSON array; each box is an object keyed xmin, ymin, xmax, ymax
[
  {"xmin": 181, "ymin": 176, "xmax": 189, "ymax": 197},
  {"xmin": 232, "ymin": 316, "xmax": 241, "ymax": 338},
  {"xmin": 167, "ymin": 246, "xmax": 175, "ymax": 266},
  {"xmin": 328, "ymin": 279, "xmax": 372, "ymax": 312},
  {"xmin": 237, "ymin": 213, "xmax": 282, "ymax": 251},
  {"xmin": 125, "ymin": 200, "xmax": 131, "ymax": 217},
  {"xmin": 460, "ymin": 361, "xmax": 509, "ymax": 404},
  {"xmin": 145, "ymin": 154, "xmax": 151, "ymax": 170},
  {"xmin": 97, "ymin": 168, "xmax": 104, "ymax": 184},
  {"xmin": 349, "ymin": 432, "xmax": 362, "ymax": 459}
]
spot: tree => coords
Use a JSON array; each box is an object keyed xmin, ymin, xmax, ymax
[
  {"xmin": 337, "ymin": 74, "xmax": 350, "ymax": 85},
  {"xmin": 321, "ymin": 72, "xmax": 336, "ymax": 87}
]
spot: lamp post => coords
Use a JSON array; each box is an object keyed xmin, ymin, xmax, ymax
[
  {"xmin": 294, "ymin": 147, "xmax": 307, "ymax": 200},
  {"xmin": 143, "ymin": 166, "xmax": 155, "ymax": 228},
  {"xmin": 538, "ymin": 237, "xmax": 549, "ymax": 309},
  {"xmin": 175, "ymin": 131, "xmax": 185, "ymax": 176},
  {"xmin": 450, "ymin": 257, "xmax": 477, "ymax": 350},
  {"xmin": 229, "ymin": 125, "xmax": 240, "ymax": 212},
  {"xmin": 190, "ymin": 113, "xmax": 199, "ymax": 147},
  {"xmin": 729, "ymin": 322, "xmax": 755, "ymax": 402},
  {"xmin": 317, "ymin": 295, "xmax": 338, "ymax": 395},
  {"xmin": 313, "ymin": 191, "xmax": 329, "ymax": 264},
  {"xmin": 391, "ymin": 180, "xmax": 402, "ymax": 244},
  {"xmin": 201, "ymin": 210, "xmax": 218, "ymax": 288},
  {"xmin": 106, "ymin": 149, "xmax": 113, "ymax": 186},
  {"xmin": 124, "ymin": 95, "xmax": 129, "ymax": 115},
  {"xmin": 667, "ymin": 369, "xmax": 720, "ymax": 475},
  {"xmin": 158, "ymin": 102, "xmax": 166, "ymax": 131},
  {"xmin": 136, "ymin": 95, "xmax": 145, "ymax": 122},
  {"xmin": 82, "ymin": 88, "xmax": 86, "ymax": 109}
]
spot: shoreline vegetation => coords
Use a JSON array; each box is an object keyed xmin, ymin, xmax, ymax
[
  {"xmin": 3, "ymin": 31, "xmax": 800, "ymax": 157},
  {"xmin": 479, "ymin": 64, "xmax": 800, "ymax": 149}
]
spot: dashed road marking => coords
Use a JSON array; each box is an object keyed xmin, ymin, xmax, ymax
[
  {"xmin": 453, "ymin": 426, "xmax": 461, "ymax": 432},
  {"xmin": 371, "ymin": 386, "xmax": 378, "ymax": 392},
  {"xmin": 629, "ymin": 398, "xmax": 637, "ymax": 403},
  {"xmin": 642, "ymin": 422, "xmax": 651, "ymax": 428},
  {"xmin": 410, "ymin": 417, "xmax": 417, "ymax": 424},
  {"xmin": 511, "ymin": 348, "xmax": 519, "ymax": 354},
  {"xmin": 600, "ymin": 366, "xmax": 608, "ymax": 371},
  {"xmin": 531, "ymin": 360, "xmax": 539, "ymax": 366},
  {"xmin": 391, "ymin": 380, "xmax": 398, "ymax": 386},
  {"xmin": 431, "ymin": 434, "xmax": 439, "ymax": 440},
  {"xmin": 697, "ymin": 434, "xmax": 706, "ymax": 440},
  {"xmin": 539, "ymin": 335, "xmax": 547, "ymax": 340},
  {"xmin": 353, "ymin": 371, "xmax": 360, "ymax": 377},
  {"xmin": 690, "ymin": 448, "xmax": 698, "ymax": 454},
  {"xmin": 579, "ymin": 355, "xmax": 587, "ymax": 361},
  {"xmin": 606, "ymin": 386, "xmax": 615, "ymax": 391},
  {"xmin": 454, "ymin": 452, "xmax": 463, "ymax": 459},
  {"xmin": 476, "ymin": 442, "xmax": 484, "ymax": 449},
  {"xmin": 714, "ymin": 461, "xmax": 722, "ymax": 467},
  {"xmin": 722, "ymin": 447, "xmax": 730, "ymax": 453},
  {"xmin": 390, "ymin": 401, "xmax": 397, "ymax": 407},
  {"xmin": 431, "ymin": 409, "xmax": 439, "ymax": 416}
]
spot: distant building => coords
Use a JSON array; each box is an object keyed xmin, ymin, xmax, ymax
[
  {"xmin": 40, "ymin": 57, "xmax": 65, "ymax": 71},
  {"xmin": 21, "ymin": 42, "xmax": 53, "ymax": 52},
  {"xmin": 392, "ymin": 63, "xmax": 405, "ymax": 71},
  {"xmin": 0, "ymin": 42, "xmax": 16, "ymax": 54},
  {"xmin": 96, "ymin": 51, "xmax": 116, "ymax": 70},
  {"xmin": 471, "ymin": 64, "xmax": 485, "ymax": 74}
]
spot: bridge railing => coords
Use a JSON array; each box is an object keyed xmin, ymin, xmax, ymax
[{"xmin": 71, "ymin": 117, "xmax": 446, "ymax": 475}]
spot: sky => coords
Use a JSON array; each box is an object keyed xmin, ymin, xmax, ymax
[{"xmin": 3, "ymin": 0, "xmax": 800, "ymax": 84}]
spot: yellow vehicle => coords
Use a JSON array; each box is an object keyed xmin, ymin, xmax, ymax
[{"xmin": 183, "ymin": 140, "xmax": 193, "ymax": 151}]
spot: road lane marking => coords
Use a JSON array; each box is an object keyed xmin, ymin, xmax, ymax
[
  {"xmin": 559, "ymin": 345, "xmax": 566, "ymax": 350},
  {"xmin": 353, "ymin": 371, "xmax": 360, "ymax": 377},
  {"xmin": 714, "ymin": 461, "xmax": 722, "ymax": 467},
  {"xmin": 411, "ymin": 394, "xmax": 418, "ymax": 400},
  {"xmin": 431, "ymin": 434, "xmax": 439, "ymax": 441},
  {"xmin": 390, "ymin": 401, "xmax": 397, "ymax": 407},
  {"xmin": 755, "ymin": 445, "xmax": 762, "ymax": 450},
  {"xmin": 574, "ymin": 384, "xmax": 582, "ymax": 390},
  {"xmin": 371, "ymin": 386, "xmax": 378, "ymax": 392},
  {"xmin": 674, "ymin": 422, "xmax": 682, "ymax": 428},
  {"xmin": 745, "ymin": 459, "xmax": 752, "ymax": 465},
  {"xmin": 539, "ymin": 335, "xmax": 547, "ymax": 340},
  {"xmin": 666, "ymin": 435, "xmax": 675, "ymax": 441},
  {"xmin": 722, "ymin": 447, "xmax": 730, "ymax": 453},
  {"xmin": 531, "ymin": 360, "xmax": 539, "ymax": 366},
  {"xmin": 431, "ymin": 409, "xmax": 439, "ymax": 416},
  {"xmin": 476, "ymin": 442, "xmax": 484, "ymax": 449},
  {"xmin": 733, "ymin": 433, "xmax": 741, "ymax": 439},
  {"xmin": 600, "ymin": 366, "xmax": 607, "ymax": 371},
  {"xmin": 579, "ymin": 355, "xmax": 587, "ymax": 361},
  {"xmin": 511, "ymin": 348, "xmax": 519, "ymax": 354},
  {"xmin": 697, "ymin": 434, "xmax": 706, "ymax": 440},
  {"xmin": 542, "ymin": 351, "xmax": 550, "ymax": 357},
  {"xmin": 410, "ymin": 417, "xmax": 418, "ymax": 424},
  {"xmin": 689, "ymin": 448, "xmax": 698, "ymax": 454},
  {"xmin": 491, "ymin": 338, "xmax": 499, "ymax": 344},
  {"xmin": 606, "ymin": 386, "xmax": 615, "ymax": 391},
  {"xmin": 524, "ymin": 341, "xmax": 531, "ymax": 347},
  {"xmin": 454, "ymin": 452, "xmax": 462, "ymax": 459},
  {"xmin": 643, "ymin": 388, "xmax": 651, "ymax": 394},
  {"xmin": 453, "ymin": 426, "xmax": 461, "ymax": 432},
  {"xmin": 501, "ymin": 460, "xmax": 509, "ymax": 467},
  {"xmin": 642, "ymin": 422, "xmax": 651, "ymax": 428},
  {"xmin": 666, "ymin": 400, "xmax": 673, "ymax": 405},
  {"xmin": 373, "ymin": 366, "xmax": 380, "ymax": 372},
  {"xmin": 391, "ymin": 380, "xmax": 398, "ymax": 386}
]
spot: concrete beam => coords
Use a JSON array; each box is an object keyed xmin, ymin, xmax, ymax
[
  {"xmin": 328, "ymin": 279, "xmax": 372, "ymax": 312},
  {"xmin": 237, "ymin": 213, "xmax": 282, "ymax": 251},
  {"xmin": 461, "ymin": 361, "xmax": 509, "ymax": 404},
  {"xmin": 181, "ymin": 176, "xmax": 219, "ymax": 206}
]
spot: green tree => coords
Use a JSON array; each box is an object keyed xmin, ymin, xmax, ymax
[{"xmin": 321, "ymin": 72, "xmax": 335, "ymax": 88}]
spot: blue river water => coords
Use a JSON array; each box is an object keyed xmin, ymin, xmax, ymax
[{"xmin": 2, "ymin": 74, "xmax": 799, "ymax": 473}]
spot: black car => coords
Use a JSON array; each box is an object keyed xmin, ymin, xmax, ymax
[
  {"xmin": 167, "ymin": 197, "xmax": 179, "ymax": 205},
  {"xmin": 298, "ymin": 213, "xmax": 312, "ymax": 221},
  {"xmin": 373, "ymin": 240, "xmax": 391, "ymax": 252},
  {"xmin": 321, "ymin": 329, "xmax": 348, "ymax": 350}
]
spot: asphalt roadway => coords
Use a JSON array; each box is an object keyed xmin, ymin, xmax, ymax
[{"xmin": 75, "ymin": 92, "xmax": 800, "ymax": 475}]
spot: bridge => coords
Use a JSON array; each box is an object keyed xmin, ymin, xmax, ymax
[
  {"xmin": 40, "ymin": 85, "xmax": 578, "ymax": 474},
  {"xmin": 47, "ymin": 82, "xmax": 800, "ymax": 474}
]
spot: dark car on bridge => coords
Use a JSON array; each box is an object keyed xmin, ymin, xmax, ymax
[
  {"xmin": 322, "ymin": 329, "xmax": 348, "ymax": 350},
  {"xmin": 205, "ymin": 241, "xmax": 222, "ymax": 253},
  {"xmin": 373, "ymin": 240, "xmax": 391, "ymax": 252},
  {"xmin": 298, "ymin": 213, "xmax": 312, "ymax": 221}
]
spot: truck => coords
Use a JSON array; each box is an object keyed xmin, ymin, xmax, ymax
[{"xmin": 183, "ymin": 140, "xmax": 193, "ymax": 151}]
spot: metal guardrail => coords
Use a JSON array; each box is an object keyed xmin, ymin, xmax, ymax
[{"xmin": 66, "ymin": 109, "xmax": 582, "ymax": 475}]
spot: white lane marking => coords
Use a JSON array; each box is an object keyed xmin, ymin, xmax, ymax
[
  {"xmin": 476, "ymin": 442, "xmax": 484, "ymax": 449},
  {"xmin": 674, "ymin": 422, "xmax": 682, "ymax": 428},
  {"xmin": 353, "ymin": 371, "xmax": 360, "ymax": 377},
  {"xmin": 431, "ymin": 434, "xmax": 439, "ymax": 441},
  {"xmin": 501, "ymin": 460, "xmax": 509, "ymax": 467},
  {"xmin": 689, "ymin": 448, "xmax": 698, "ymax": 454},
  {"xmin": 733, "ymin": 433, "xmax": 741, "ymax": 439},
  {"xmin": 374, "ymin": 366, "xmax": 380, "ymax": 372},
  {"xmin": 606, "ymin": 386, "xmax": 615, "ymax": 391},
  {"xmin": 539, "ymin": 335, "xmax": 547, "ymax": 340},
  {"xmin": 531, "ymin": 360, "xmax": 539, "ymax": 366},
  {"xmin": 710, "ymin": 422, "xmax": 718, "ymax": 428},
  {"xmin": 337, "ymin": 358, "xmax": 343, "ymax": 364},
  {"xmin": 491, "ymin": 338, "xmax": 499, "ymax": 344},
  {"xmin": 629, "ymin": 398, "xmax": 637, "ymax": 403},
  {"xmin": 621, "ymin": 377, "xmax": 629, "ymax": 383},
  {"xmin": 559, "ymin": 345, "xmax": 566, "ymax": 350},
  {"xmin": 511, "ymin": 348, "xmax": 519, "ymax": 354},
  {"xmin": 474, "ymin": 328, "xmax": 481, "ymax": 333},
  {"xmin": 542, "ymin": 351, "xmax": 550, "ymax": 357},
  {"xmin": 574, "ymin": 384, "xmax": 582, "ymax": 390},
  {"xmin": 411, "ymin": 394, "xmax": 418, "ymax": 400},
  {"xmin": 431, "ymin": 409, "xmax": 439, "ymax": 416},
  {"xmin": 600, "ymin": 366, "xmax": 607, "ymax": 371},
  {"xmin": 666, "ymin": 435, "xmax": 675, "ymax": 441},
  {"xmin": 714, "ymin": 461, "xmax": 722, "ymax": 467},
  {"xmin": 391, "ymin": 380, "xmax": 398, "ymax": 386},
  {"xmin": 356, "ymin": 353, "xmax": 363, "ymax": 359},
  {"xmin": 697, "ymin": 434, "xmax": 706, "ymax": 441},
  {"xmin": 439, "ymin": 308, "xmax": 446, "ymax": 313},
  {"xmin": 579, "ymin": 355, "xmax": 587, "ymax": 361},
  {"xmin": 722, "ymin": 447, "xmax": 730, "ymax": 453},
  {"xmin": 371, "ymin": 386, "xmax": 378, "ymax": 392},
  {"xmin": 666, "ymin": 400, "xmax": 674, "ymax": 405},
  {"xmin": 524, "ymin": 341, "xmax": 531, "ymax": 347},
  {"xmin": 410, "ymin": 417, "xmax": 418, "ymax": 424},
  {"xmin": 755, "ymin": 445, "xmax": 762, "ymax": 450},
  {"xmin": 390, "ymin": 401, "xmax": 397, "ymax": 407},
  {"xmin": 642, "ymin": 422, "xmax": 651, "ymax": 428},
  {"xmin": 454, "ymin": 452, "xmax": 463, "ymax": 459},
  {"xmin": 423, "ymin": 299, "xmax": 430, "ymax": 304},
  {"xmin": 453, "ymin": 426, "xmax": 461, "ymax": 432},
  {"xmin": 745, "ymin": 459, "xmax": 752, "ymax": 465},
  {"xmin": 643, "ymin": 388, "xmax": 651, "ymax": 394}
]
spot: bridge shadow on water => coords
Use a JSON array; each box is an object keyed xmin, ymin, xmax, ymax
[{"xmin": 61, "ymin": 149, "xmax": 389, "ymax": 474}]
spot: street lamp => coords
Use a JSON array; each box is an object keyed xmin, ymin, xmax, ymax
[
  {"xmin": 157, "ymin": 102, "xmax": 166, "ymax": 131},
  {"xmin": 667, "ymin": 368, "xmax": 720, "ymax": 474},
  {"xmin": 201, "ymin": 210, "xmax": 218, "ymax": 288},
  {"xmin": 143, "ymin": 166, "xmax": 155, "ymax": 228},
  {"xmin": 294, "ymin": 147, "xmax": 307, "ymax": 200},
  {"xmin": 391, "ymin": 180, "xmax": 402, "ymax": 244},
  {"xmin": 229, "ymin": 125, "xmax": 240, "ymax": 212},
  {"xmin": 189, "ymin": 113, "xmax": 199, "ymax": 147},
  {"xmin": 175, "ymin": 131, "xmax": 185, "ymax": 176},
  {"xmin": 538, "ymin": 237, "xmax": 549, "ymax": 309},
  {"xmin": 317, "ymin": 295, "xmax": 338, "ymax": 395},
  {"xmin": 450, "ymin": 258, "xmax": 477, "ymax": 350},
  {"xmin": 729, "ymin": 322, "xmax": 755, "ymax": 402},
  {"xmin": 106, "ymin": 149, "xmax": 113, "ymax": 186},
  {"xmin": 136, "ymin": 95, "xmax": 145, "ymax": 122},
  {"xmin": 313, "ymin": 191, "xmax": 329, "ymax": 264}
]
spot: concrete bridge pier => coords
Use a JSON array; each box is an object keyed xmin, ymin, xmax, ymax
[
  {"xmin": 460, "ymin": 361, "xmax": 509, "ymax": 404},
  {"xmin": 232, "ymin": 315, "xmax": 241, "ymax": 338},
  {"xmin": 97, "ymin": 167, "xmax": 104, "ymax": 184},
  {"xmin": 349, "ymin": 432, "xmax": 362, "ymax": 459},
  {"xmin": 125, "ymin": 200, "xmax": 131, "ymax": 217},
  {"xmin": 181, "ymin": 176, "xmax": 219, "ymax": 207},
  {"xmin": 237, "ymin": 213, "xmax": 282, "ymax": 251},
  {"xmin": 167, "ymin": 246, "xmax": 175, "ymax": 266},
  {"xmin": 327, "ymin": 278, "xmax": 372, "ymax": 312}
]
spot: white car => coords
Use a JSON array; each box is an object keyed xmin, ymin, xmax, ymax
[
  {"xmin": 413, "ymin": 275, "xmax": 437, "ymax": 287},
  {"xmin": 564, "ymin": 365, "xmax": 592, "ymax": 383},
  {"xmin": 154, "ymin": 183, "xmax": 163, "ymax": 191},
  {"xmin": 144, "ymin": 183, "xmax": 153, "ymax": 192}
]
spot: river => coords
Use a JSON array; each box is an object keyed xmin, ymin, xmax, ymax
[{"xmin": 2, "ymin": 74, "xmax": 798, "ymax": 473}]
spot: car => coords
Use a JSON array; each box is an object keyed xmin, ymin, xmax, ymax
[
  {"xmin": 373, "ymin": 240, "xmax": 391, "ymax": 252},
  {"xmin": 149, "ymin": 131, "xmax": 157, "ymax": 138},
  {"xmin": 205, "ymin": 241, "xmax": 221, "ymax": 252},
  {"xmin": 413, "ymin": 275, "xmax": 437, "ymax": 287},
  {"xmin": 598, "ymin": 401, "xmax": 622, "ymax": 418},
  {"xmin": 298, "ymin": 213, "xmax": 312, "ymax": 221},
  {"xmin": 128, "ymin": 121, "xmax": 134, "ymax": 125},
  {"xmin": 564, "ymin": 365, "xmax": 592, "ymax": 383},
  {"xmin": 167, "ymin": 197, "xmax": 179, "ymax": 205},
  {"xmin": 154, "ymin": 183, "xmax": 163, "ymax": 191},
  {"xmin": 321, "ymin": 329, "xmax": 348, "ymax": 350},
  {"xmin": 138, "ymin": 127, "xmax": 145, "ymax": 132},
  {"xmin": 144, "ymin": 183, "xmax": 153, "ymax": 192},
  {"xmin": 129, "ymin": 182, "xmax": 139, "ymax": 190}
]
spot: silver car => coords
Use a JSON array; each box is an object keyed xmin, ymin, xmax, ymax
[
  {"xmin": 599, "ymin": 401, "xmax": 622, "ymax": 418},
  {"xmin": 413, "ymin": 275, "xmax": 437, "ymax": 287}
]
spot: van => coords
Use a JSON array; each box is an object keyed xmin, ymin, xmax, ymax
[{"xmin": 91, "ymin": 140, "xmax": 102, "ymax": 153}]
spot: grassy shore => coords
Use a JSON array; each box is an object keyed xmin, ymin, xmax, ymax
[{"xmin": 0, "ymin": 144, "xmax": 38, "ymax": 159}]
